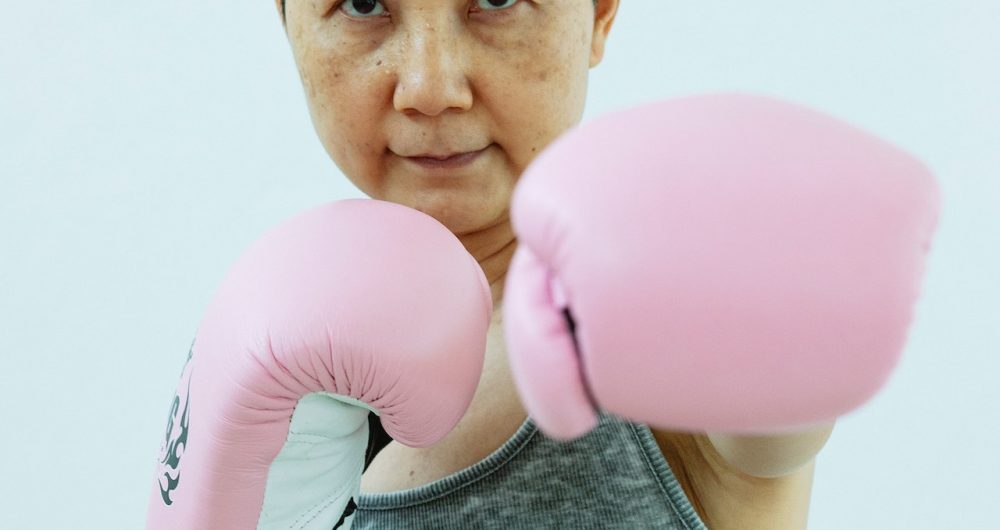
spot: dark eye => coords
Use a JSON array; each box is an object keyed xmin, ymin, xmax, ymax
[
  {"xmin": 474, "ymin": 0, "xmax": 519, "ymax": 11},
  {"xmin": 340, "ymin": 0, "xmax": 386, "ymax": 18}
]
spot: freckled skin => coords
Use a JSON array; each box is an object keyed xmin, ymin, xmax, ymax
[{"xmin": 278, "ymin": 0, "xmax": 613, "ymax": 235}]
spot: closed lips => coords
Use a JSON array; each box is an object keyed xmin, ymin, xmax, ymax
[{"xmin": 402, "ymin": 145, "xmax": 491, "ymax": 169}]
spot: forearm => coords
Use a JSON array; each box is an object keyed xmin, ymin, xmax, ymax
[{"xmin": 706, "ymin": 421, "xmax": 836, "ymax": 479}]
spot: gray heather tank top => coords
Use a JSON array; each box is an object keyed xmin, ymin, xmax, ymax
[{"xmin": 353, "ymin": 412, "xmax": 708, "ymax": 529}]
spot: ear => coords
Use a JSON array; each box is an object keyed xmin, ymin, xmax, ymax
[{"xmin": 589, "ymin": 0, "xmax": 620, "ymax": 68}]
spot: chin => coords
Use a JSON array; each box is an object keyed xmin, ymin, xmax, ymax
[{"xmin": 401, "ymin": 190, "xmax": 508, "ymax": 236}]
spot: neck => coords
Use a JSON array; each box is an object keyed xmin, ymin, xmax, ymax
[{"xmin": 456, "ymin": 218, "xmax": 517, "ymax": 312}]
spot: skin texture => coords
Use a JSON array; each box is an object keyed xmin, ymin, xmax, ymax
[
  {"xmin": 276, "ymin": 2, "xmax": 829, "ymax": 528},
  {"xmin": 278, "ymin": 0, "xmax": 611, "ymax": 304}
]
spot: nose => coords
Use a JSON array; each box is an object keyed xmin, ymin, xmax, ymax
[{"xmin": 392, "ymin": 24, "xmax": 474, "ymax": 117}]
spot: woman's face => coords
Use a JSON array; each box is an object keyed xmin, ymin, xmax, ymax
[{"xmin": 280, "ymin": 0, "xmax": 615, "ymax": 235}]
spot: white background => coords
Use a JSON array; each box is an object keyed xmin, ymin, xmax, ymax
[{"xmin": 1, "ymin": 1, "xmax": 997, "ymax": 528}]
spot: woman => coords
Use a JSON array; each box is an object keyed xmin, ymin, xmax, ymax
[{"xmin": 276, "ymin": 1, "xmax": 833, "ymax": 528}]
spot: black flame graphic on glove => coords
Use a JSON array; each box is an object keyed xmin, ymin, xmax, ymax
[{"xmin": 157, "ymin": 343, "xmax": 193, "ymax": 506}]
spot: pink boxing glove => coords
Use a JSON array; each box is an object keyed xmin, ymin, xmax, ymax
[
  {"xmin": 503, "ymin": 93, "xmax": 940, "ymax": 440},
  {"xmin": 146, "ymin": 200, "xmax": 491, "ymax": 529}
]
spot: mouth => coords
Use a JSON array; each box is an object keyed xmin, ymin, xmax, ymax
[{"xmin": 402, "ymin": 144, "xmax": 491, "ymax": 170}]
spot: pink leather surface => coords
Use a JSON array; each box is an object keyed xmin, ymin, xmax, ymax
[
  {"xmin": 147, "ymin": 199, "xmax": 491, "ymax": 528},
  {"xmin": 504, "ymin": 93, "xmax": 941, "ymax": 439}
]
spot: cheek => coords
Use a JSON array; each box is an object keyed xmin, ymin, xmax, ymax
[
  {"xmin": 296, "ymin": 43, "xmax": 388, "ymax": 176},
  {"xmin": 492, "ymin": 29, "xmax": 591, "ymax": 171}
]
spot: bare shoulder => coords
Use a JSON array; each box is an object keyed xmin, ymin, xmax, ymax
[{"xmin": 651, "ymin": 428, "xmax": 819, "ymax": 530}]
